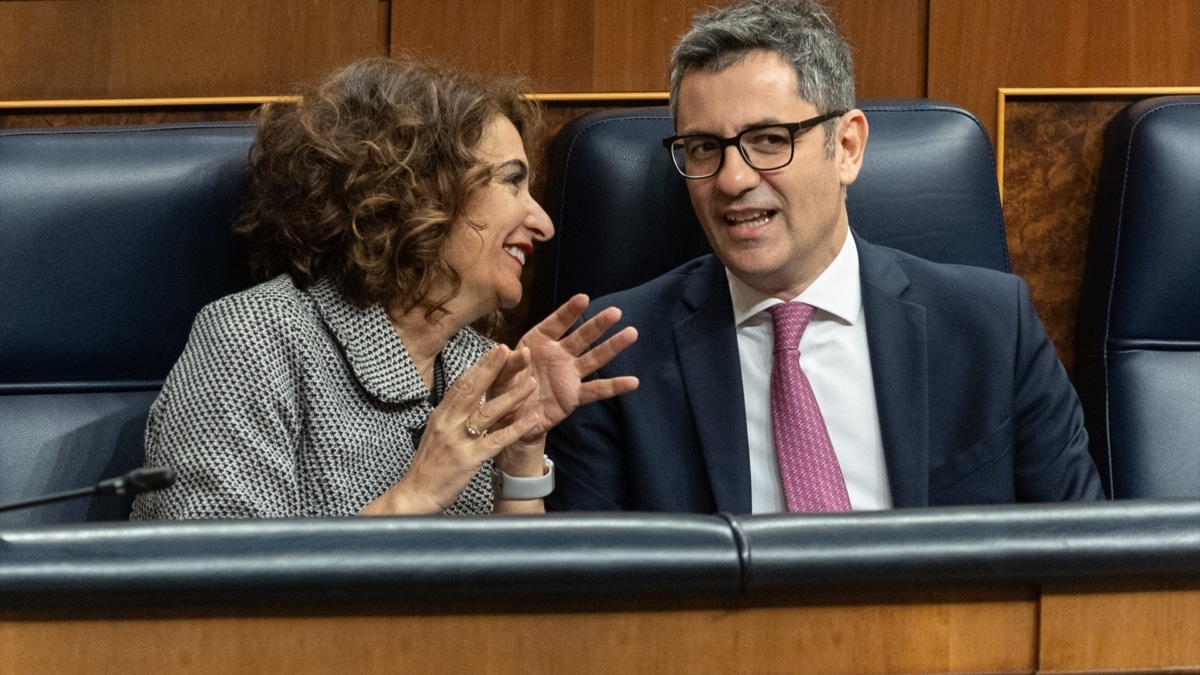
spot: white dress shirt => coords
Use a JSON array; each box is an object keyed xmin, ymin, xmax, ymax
[{"xmin": 729, "ymin": 232, "xmax": 893, "ymax": 513}]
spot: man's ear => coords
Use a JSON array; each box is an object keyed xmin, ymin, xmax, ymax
[{"xmin": 836, "ymin": 109, "xmax": 868, "ymax": 187}]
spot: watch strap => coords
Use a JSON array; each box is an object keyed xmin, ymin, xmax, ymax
[{"xmin": 491, "ymin": 455, "xmax": 555, "ymax": 500}]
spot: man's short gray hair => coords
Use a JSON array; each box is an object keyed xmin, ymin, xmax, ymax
[{"xmin": 668, "ymin": 0, "xmax": 855, "ymax": 153}]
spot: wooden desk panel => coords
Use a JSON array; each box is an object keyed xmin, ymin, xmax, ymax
[
  {"xmin": 9, "ymin": 587, "xmax": 1196, "ymax": 673},
  {"xmin": 4, "ymin": 506, "xmax": 1196, "ymax": 673},
  {"xmin": 0, "ymin": 592, "xmax": 1036, "ymax": 675},
  {"xmin": 1040, "ymin": 587, "xmax": 1200, "ymax": 672}
]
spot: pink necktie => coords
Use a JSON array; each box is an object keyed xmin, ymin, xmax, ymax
[{"xmin": 769, "ymin": 302, "xmax": 852, "ymax": 512}]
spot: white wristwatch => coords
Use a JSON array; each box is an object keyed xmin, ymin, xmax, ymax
[{"xmin": 491, "ymin": 455, "xmax": 555, "ymax": 500}]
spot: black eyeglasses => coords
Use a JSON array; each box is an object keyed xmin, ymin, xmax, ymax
[{"xmin": 662, "ymin": 111, "xmax": 846, "ymax": 179}]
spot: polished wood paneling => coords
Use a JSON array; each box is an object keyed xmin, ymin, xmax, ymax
[
  {"xmin": 831, "ymin": 0, "xmax": 927, "ymax": 99},
  {"xmin": 0, "ymin": 104, "xmax": 263, "ymax": 130},
  {"xmin": 8, "ymin": 585, "xmax": 1200, "ymax": 673},
  {"xmin": 930, "ymin": 0, "xmax": 1198, "ymax": 369},
  {"xmin": 1000, "ymin": 96, "xmax": 1134, "ymax": 373},
  {"xmin": 391, "ymin": 0, "xmax": 924, "ymax": 97},
  {"xmin": 0, "ymin": 0, "xmax": 383, "ymax": 100},
  {"xmin": 594, "ymin": 0, "xmax": 926, "ymax": 96},
  {"xmin": 590, "ymin": 0, "xmax": 706, "ymax": 92},
  {"xmin": 928, "ymin": 0, "xmax": 1200, "ymax": 143},
  {"xmin": 390, "ymin": 0, "xmax": 596, "ymax": 92},
  {"xmin": 0, "ymin": 591, "xmax": 1037, "ymax": 674},
  {"xmin": 1040, "ymin": 587, "xmax": 1200, "ymax": 672}
]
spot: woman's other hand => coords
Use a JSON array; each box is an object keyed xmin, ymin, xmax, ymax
[
  {"xmin": 360, "ymin": 344, "xmax": 538, "ymax": 515},
  {"xmin": 515, "ymin": 294, "xmax": 639, "ymax": 441}
]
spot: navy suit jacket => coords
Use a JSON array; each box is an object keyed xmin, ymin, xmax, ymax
[{"xmin": 546, "ymin": 234, "xmax": 1104, "ymax": 513}]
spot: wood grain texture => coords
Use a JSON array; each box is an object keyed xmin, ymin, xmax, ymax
[
  {"xmin": 0, "ymin": 592, "xmax": 1037, "ymax": 675},
  {"xmin": 1040, "ymin": 587, "xmax": 1200, "ymax": 671},
  {"xmin": 0, "ymin": 107, "xmax": 261, "ymax": 130},
  {"xmin": 830, "ymin": 0, "xmax": 927, "ymax": 99},
  {"xmin": 928, "ymin": 0, "xmax": 1200, "ymax": 143},
  {"xmin": 591, "ymin": 0, "xmax": 706, "ymax": 92},
  {"xmin": 594, "ymin": 0, "xmax": 927, "ymax": 97},
  {"xmin": 390, "ymin": 0, "xmax": 595, "ymax": 92},
  {"xmin": 0, "ymin": 0, "xmax": 382, "ymax": 100},
  {"xmin": 1001, "ymin": 97, "xmax": 1133, "ymax": 374},
  {"xmin": 390, "ymin": 0, "xmax": 924, "ymax": 97}
]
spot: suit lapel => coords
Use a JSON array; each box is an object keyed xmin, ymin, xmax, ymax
[
  {"xmin": 674, "ymin": 257, "xmax": 752, "ymax": 514},
  {"xmin": 857, "ymin": 236, "xmax": 931, "ymax": 507}
]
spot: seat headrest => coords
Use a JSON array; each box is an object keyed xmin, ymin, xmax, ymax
[
  {"xmin": 1078, "ymin": 96, "xmax": 1200, "ymax": 347},
  {"xmin": 1074, "ymin": 95, "xmax": 1200, "ymax": 499},
  {"xmin": 0, "ymin": 123, "xmax": 257, "ymax": 393}
]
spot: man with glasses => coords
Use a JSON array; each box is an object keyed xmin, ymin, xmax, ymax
[{"xmin": 546, "ymin": 0, "xmax": 1102, "ymax": 513}]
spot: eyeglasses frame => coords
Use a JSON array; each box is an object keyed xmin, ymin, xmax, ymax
[{"xmin": 661, "ymin": 110, "xmax": 848, "ymax": 179}]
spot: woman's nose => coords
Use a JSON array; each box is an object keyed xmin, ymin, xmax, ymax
[{"xmin": 527, "ymin": 198, "xmax": 554, "ymax": 241}]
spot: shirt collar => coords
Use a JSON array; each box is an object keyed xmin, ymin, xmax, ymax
[{"xmin": 727, "ymin": 229, "xmax": 863, "ymax": 326}]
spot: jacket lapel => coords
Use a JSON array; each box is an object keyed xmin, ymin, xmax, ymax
[
  {"xmin": 673, "ymin": 257, "xmax": 753, "ymax": 514},
  {"xmin": 857, "ymin": 236, "xmax": 931, "ymax": 507}
]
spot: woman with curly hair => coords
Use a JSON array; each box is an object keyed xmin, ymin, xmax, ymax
[{"xmin": 131, "ymin": 58, "xmax": 637, "ymax": 519}]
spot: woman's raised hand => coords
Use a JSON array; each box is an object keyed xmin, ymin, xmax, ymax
[
  {"xmin": 515, "ymin": 294, "xmax": 639, "ymax": 441},
  {"xmin": 360, "ymin": 344, "xmax": 539, "ymax": 515}
]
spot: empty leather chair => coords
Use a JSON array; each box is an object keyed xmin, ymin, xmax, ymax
[
  {"xmin": 1075, "ymin": 96, "xmax": 1200, "ymax": 499},
  {"xmin": 0, "ymin": 123, "xmax": 256, "ymax": 525},
  {"xmin": 531, "ymin": 100, "xmax": 1009, "ymax": 320}
]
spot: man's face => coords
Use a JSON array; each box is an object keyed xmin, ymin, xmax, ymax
[{"xmin": 675, "ymin": 49, "xmax": 866, "ymax": 299}]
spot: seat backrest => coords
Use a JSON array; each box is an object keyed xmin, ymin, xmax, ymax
[
  {"xmin": 531, "ymin": 100, "xmax": 1008, "ymax": 320},
  {"xmin": 1075, "ymin": 96, "xmax": 1200, "ymax": 499},
  {"xmin": 0, "ymin": 123, "xmax": 257, "ymax": 525}
]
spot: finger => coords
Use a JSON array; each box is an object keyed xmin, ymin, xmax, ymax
[
  {"xmin": 573, "ymin": 326, "xmax": 639, "ymax": 377},
  {"xmin": 490, "ymin": 346, "xmax": 531, "ymax": 395},
  {"xmin": 446, "ymin": 344, "xmax": 509, "ymax": 410},
  {"xmin": 527, "ymin": 294, "xmax": 589, "ymax": 341},
  {"xmin": 475, "ymin": 405, "xmax": 544, "ymax": 451},
  {"xmin": 469, "ymin": 372, "xmax": 537, "ymax": 433},
  {"xmin": 556, "ymin": 306, "xmax": 625, "ymax": 356},
  {"xmin": 577, "ymin": 375, "xmax": 640, "ymax": 406}
]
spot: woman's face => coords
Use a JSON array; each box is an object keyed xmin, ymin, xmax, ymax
[{"xmin": 442, "ymin": 115, "xmax": 554, "ymax": 321}]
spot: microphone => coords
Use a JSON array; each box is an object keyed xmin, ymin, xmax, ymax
[{"xmin": 0, "ymin": 466, "xmax": 176, "ymax": 514}]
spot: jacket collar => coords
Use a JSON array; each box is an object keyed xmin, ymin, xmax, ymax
[
  {"xmin": 308, "ymin": 277, "xmax": 488, "ymax": 407},
  {"xmin": 675, "ymin": 256, "xmax": 753, "ymax": 513},
  {"xmin": 855, "ymin": 233, "xmax": 931, "ymax": 507}
]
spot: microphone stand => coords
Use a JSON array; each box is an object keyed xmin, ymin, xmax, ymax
[{"xmin": 0, "ymin": 467, "xmax": 176, "ymax": 514}]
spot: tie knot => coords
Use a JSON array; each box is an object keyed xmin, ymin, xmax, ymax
[{"xmin": 769, "ymin": 302, "xmax": 816, "ymax": 350}]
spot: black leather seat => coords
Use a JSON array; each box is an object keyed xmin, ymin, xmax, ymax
[
  {"xmin": 0, "ymin": 123, "xmax": 257, "ymax": 525},
  {"xmin": 1075, "ymin": 96, "xmax": 1200, "ymax": 499},
  {"xmin": 531, "ymin": 100, "xmax": 1009, "ymax": 320}
]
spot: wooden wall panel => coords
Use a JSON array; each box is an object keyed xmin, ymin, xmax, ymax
[
  {"xmin": 0, "ymin": 105, "xmax": 264, "ymax": 131},
  {"xmin": 928, "ymin": 0, "xmax": 1200, "ymax": 143},
  {"xmin": 390, "ymin": 0, "xmax": 596, "ymax": 92},
  {"xmin": 830, "ymin": 0, "xmax": 927, "ymax": 99},
  {"xmin": 391, "ymin": 0, "xmax": 924, "ymax": 97},
  {"xmin": 1001, "ymin": 96, "xmax": 1157, "ymax": 374},
  {"xmin": 0, "ymin": 2, "xmax": 113, "ymax": 101},
  {"xmin": 0, "ymin": 0, "xmax": 384, "ymax": 100},
  {"xmin": 590, "ymin": 0, "xmax": 706, "ymax": 92},
  {"xmin": 929, "ymin": 0, "xmax": 1198, "ymax": 370}
]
